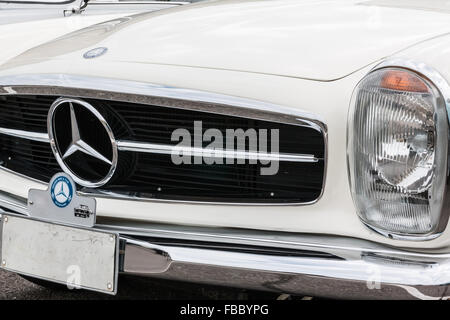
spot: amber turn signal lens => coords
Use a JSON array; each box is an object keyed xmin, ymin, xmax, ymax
[{"xmin": 380, "ymin": 69, "xmax": 429, "ymax": 93}]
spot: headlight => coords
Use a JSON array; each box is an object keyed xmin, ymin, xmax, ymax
[{"xmin": 347, "ymin": 65, "xmax": 449, "ymax": 239}]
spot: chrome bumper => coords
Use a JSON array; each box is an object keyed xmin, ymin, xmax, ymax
[
  {"xmin": 1, "ymin": 195, "xmax": 450, "ymax": 300},
  {"xmin": 119, "ymin": 235, "xmax": 450, "ymax": 300}
]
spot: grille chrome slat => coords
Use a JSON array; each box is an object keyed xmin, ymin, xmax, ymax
[
  {"xmin": 0, "ymin": 128, "xmax": 319, "ymax": 163},
  {"xmin": 116, "ymin": 140, "xmax": 318, "ymax": 163},
  {"xmin": 0, "ymin": 127, "xmax": 49, "ymax": 143}
]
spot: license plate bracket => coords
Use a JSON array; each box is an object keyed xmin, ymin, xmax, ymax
[{"xmin": 0, "ymin": 214, "xmax": 119, "ymax": 295}]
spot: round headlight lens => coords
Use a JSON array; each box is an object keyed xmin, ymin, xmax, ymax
[{"xmin": 347, "ymin": 67, "xmax": 448, "ymax": 237}]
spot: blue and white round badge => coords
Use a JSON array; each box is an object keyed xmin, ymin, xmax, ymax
[{"xmin": 50, "ymin": 175, "xmax": 73, "ymax": 208}]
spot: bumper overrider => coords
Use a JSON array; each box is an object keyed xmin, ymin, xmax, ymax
[{"xmin": 1, "ymin": 192, "xmax": 450, "ymax": 300}]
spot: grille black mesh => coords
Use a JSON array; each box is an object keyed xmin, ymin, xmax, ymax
[{"xmin": 0, "ymin": 95, "xmax": 325, "ymax": 203}]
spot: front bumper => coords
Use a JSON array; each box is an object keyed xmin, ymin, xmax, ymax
[
  {"xmin": 1, "ymin": 194, "xmax": 450, "ymax": 300},
  {"xmin": 118, "ymin": 231, "xmax": 450, "ymax": 300}
]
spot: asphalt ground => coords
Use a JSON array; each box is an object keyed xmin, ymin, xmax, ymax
[{"xmin": 0, "ymin": 268, "xmax": 283, "ymax": 300}]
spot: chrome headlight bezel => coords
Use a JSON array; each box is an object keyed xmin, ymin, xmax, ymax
[{"xmin": 347, "ymin": 59, "xmax": 450, "ymax": 241}]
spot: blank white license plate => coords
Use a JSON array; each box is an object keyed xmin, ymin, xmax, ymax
[{"xmin": 0, "ymin": 215, "xmax": 118, "ymax": 294}]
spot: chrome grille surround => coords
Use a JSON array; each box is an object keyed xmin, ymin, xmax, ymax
[{"xmin": 0, "ymin": 74, "xmax": 327, "ymax": 205}]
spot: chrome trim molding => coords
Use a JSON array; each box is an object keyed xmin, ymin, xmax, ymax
[
  {"xmin": 349, "ymin": 58, "xmax": 450, "ymax": 241},
  {"xmin": 0, "ymin": 191, "xmax": 28, "ymax": 215},
  {"xmin": 116, "ymin": 140, "xmax": 318, "ymax": 163},
  {"xmin": 0, "ymin": 128, "xmax": 319, "ymax": 163},
  {"xmin": 0, "ymin": 127, "xmax": 49, "ymax": 143},
  {"xmin": 0, "ymin": 74, "xmax": 328, "ymax": 206},
  {"xmin": 0, "ymin": 130, "xmax": 319, "ymax": 163}
]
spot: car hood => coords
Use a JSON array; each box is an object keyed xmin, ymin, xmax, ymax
[{"xmin": 4, "ymin": 0, "xmax": 450, "ymax": 81}]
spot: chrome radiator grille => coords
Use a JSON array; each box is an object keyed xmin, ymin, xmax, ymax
[{"xmin": 0, "ymin": 92, "xmax": 326, "ymax": 204}]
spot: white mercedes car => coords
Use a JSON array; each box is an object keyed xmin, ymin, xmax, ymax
[{"xmin": 1, "ymin": 0, "xmax": 450, "ymax": 300}]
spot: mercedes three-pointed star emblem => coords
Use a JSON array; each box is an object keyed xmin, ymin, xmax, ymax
[
  {"xmin": 56, "ymin": 182, "xmax": 69, "ymax": 199},
  {"xmin": 63, "ymin": 102, "xmax": 112, "ymax": 166},
  {"xmin": 48, "ymin": 98, "xmax": 118, "ymax": 188}
]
